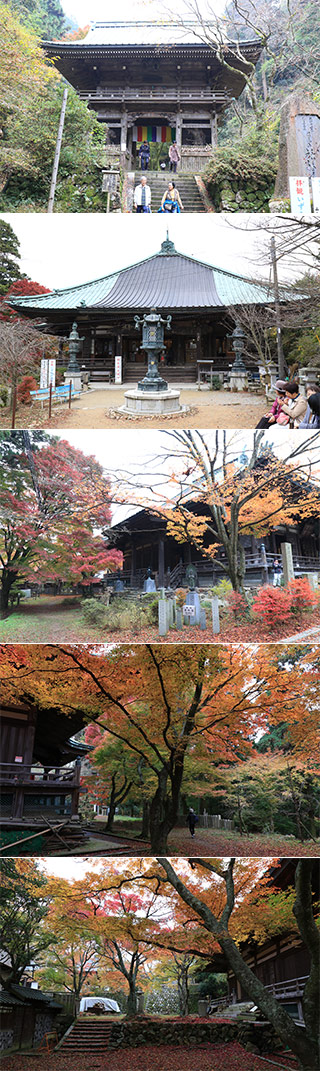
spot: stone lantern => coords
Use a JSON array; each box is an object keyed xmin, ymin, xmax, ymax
[
  {"xmin": 229, "ymin": 322, "xmax": 248, "ymax": 392},
  {"xmin": 64, "ymin": 322, "xmax": 85, "ymax": 392},
  {"xmin": 120, "ymin": 308, "xmax": 186, "ymax": 417},
  {"xmin": 134, "ymin": 309, "xmax": 172, "ymax": 393}
]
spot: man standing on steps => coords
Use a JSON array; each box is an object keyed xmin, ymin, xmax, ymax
[
  {"xmin": 169, "ymin": 141, "xmax": 180, "ymax": 173},
  {"xmin": 138, "ymin": 140, "xmax": 150, "ymax": 170},
  {"xmin": 134, "ymin": 174, "xmax": 152, "ymax": 213}
]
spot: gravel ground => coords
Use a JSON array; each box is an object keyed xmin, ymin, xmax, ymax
[{"xmin": 1, "ymin": 388, "xmax": 267, "ymax": 430}]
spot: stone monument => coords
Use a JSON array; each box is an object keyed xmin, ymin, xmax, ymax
[
  {"xmin": 273, "ymin": 93, "xmax": 320, "ymax": 205},
  {"xmin": 281, "ymin": 541, "xmax": 295, "ymax": 586},
  {"xmin": 183, "ymin": 564, "xmax": 201, "ymax": 626}
]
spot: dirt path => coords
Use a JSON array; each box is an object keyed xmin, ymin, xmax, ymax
[{"xmin": 6, "ymin": 388, "xmax": 267, "ymax": 430}]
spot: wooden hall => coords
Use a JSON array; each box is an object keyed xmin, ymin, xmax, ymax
[
  {"xmin": 0, "ymin": 703, "xmax": 88, "ymax": 835},
  {"xmin": 11, "ymin": 236, "xmax": 275, "ymax": 384},
  {"xmin": 43, "ymin": 21, "xmax": 262, "ymax": 172}
]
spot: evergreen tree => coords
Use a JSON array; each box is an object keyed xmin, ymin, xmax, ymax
[{"xmin": 0, "ymin": 220, "xmax": 22, "ymax": 295}]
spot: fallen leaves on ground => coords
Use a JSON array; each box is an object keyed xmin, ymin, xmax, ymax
[
  {"xmin": 1, "ymin": 595, "xmax": 319, "ymax": 644},
  {"xmin": 0, "ymin": 1041, "xmax": 299, "ymax": 1071},
  {"xmin": 168, "ymin": 828, "xmax": 318, "ymax": 857}
]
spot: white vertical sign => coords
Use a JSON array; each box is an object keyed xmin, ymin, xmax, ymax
[
  {"xmin": 48, "ymin": 359, "xmax": 56, "ymax": 387},
  {"xmin": 289, "ymin": 176, "xmax": 311, "ymax": 214},
  {"xmin": 115, "ymin": 355, "xmax": 122, "ymax": 384},
  {"xmin": 311, "ymin": 177, "xmax": 320, "ymax": 212},
  {"xmin": 40, "ymin": 359, "xmax": 48, "ymax": 388}
]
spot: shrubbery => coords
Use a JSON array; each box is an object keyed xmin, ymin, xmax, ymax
[
  {"xmin": 203, "ymin": 122, "xmax": 278, "ymax": 212},
  {"xmin": 17, "ymin": 374, "xmax": 38, "ymax": 404},
  {"xmin": 252, "ymin": 579, "xmax": 318, "ymax": 629},
  {"xmin": 225, "ymin": 590, "xmax": 250, "ymax": 622},
  {"xmin": 82, "ymin": 594, "xmax": 159, "ymax": 634}
]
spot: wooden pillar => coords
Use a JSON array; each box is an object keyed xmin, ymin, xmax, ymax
[
  {"xmin": 175, "ymin": 112, "xmax": 182, "ymax": 150},
  {"xmin": 196, "ymin": 329, "xmax": 202, "ymax": 363},
  {"xmin": 158, "ymin": 536, "xmax": 165, "ymax": 586},
  {"xmin": 71, "ymin": 760, "xmax": 81, "ymax": 817},
  {"xmin": 24, "ymin": 714, "xmax": 37, "ymax": 767},
  {"xmin": 210, "ymin": 112, "xmax": 218, "ymax": 148},
  {"xmin": 120, "ymin": 112, "xmax": 128, "ymax": 164},
  {"xmin": 12, "ymin": 785, "xmax": 24, "ymax": 819},
  {"xmin": 131, "ymin": 541, "xmax": 137, "ymax": 585}
]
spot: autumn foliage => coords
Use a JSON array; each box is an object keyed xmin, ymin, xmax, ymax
[
  {"xmin": 0, "ymin": 435, "xmax": 122, "ymax": 614},
  {"xmin": 252, "ymin": 579, "xmax": 318, "ymax": 628}
]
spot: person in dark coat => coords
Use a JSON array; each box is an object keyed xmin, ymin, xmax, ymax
[
  {"xmin": 187, "ymin": 808, "xmax": 197, "ymax": 837},
  {"xmin": 307, "ymin": 392, "xmax": 320, "ymax": 428},
  {"xmin": 139, "ymin": 141, "xmax": 150, "ymax": 171}
]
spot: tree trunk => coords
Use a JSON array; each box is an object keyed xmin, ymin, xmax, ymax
[
  {"xmin": 219, "ymin": 935, "xmax": 318, "ymax": 1070},
  {"xmin": 140, "ymin": 800, "xmax": 150, "ymax": 840},
  {"xmin": 149, "ymin": 770, "xmax": 176, "ymax": 854},
  {"xmin": 126, "ymin": 981, "xmax": 137, "ymax": 1017},
  {"xmin": 106, "ymin": 778, "xmax": 116, "ymax": 832},
  {"xmin": 0, "ymin": 572, "xmax": 14, "ymax": 619},
  {"xmin": 293, "ymin": 861, "xmax": 320, "ymax": 1065}
]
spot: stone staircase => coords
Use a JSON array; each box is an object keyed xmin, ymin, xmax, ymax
[
  {"xmin": 57, "ymin": 1017, "xmax": 122, "ymax": 1055},
  {"xmin": 134, "ymin": 170, "xmax": 208, "ymax": 212}
]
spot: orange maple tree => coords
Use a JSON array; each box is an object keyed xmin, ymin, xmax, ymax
[{"xmin": 0, "ymin": 643, "xmax": 318, "ymax": 852}]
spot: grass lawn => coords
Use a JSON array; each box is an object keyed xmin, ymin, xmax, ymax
[
  {"xmin": 1, "ymin": 596, "xmax": 319, "ymax": 643},
  {"xmin": 0, "ymin": 1041, "xmax": 299, "ymax": 1070}
]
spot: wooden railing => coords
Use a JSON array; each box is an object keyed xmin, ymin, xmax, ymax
[
  {"xmin": 78, "ymin": 85, "xmax": 229, "ymax": 103},
  {"xmin": 0, "ymin": 763, "xmax": 80, "ymax": 787},
  {"xmin": 264, "ymin": 976, "xmax": 308, "ymax": 1000}
]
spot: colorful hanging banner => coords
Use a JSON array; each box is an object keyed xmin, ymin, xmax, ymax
[{"xmin": 133, "ymin": 126, "xmax": 176, "ymax": 144}]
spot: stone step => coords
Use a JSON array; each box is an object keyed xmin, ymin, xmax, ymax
[{"xmin": 134, "ymin": 170, "xmax": 207, "ymax": 212}]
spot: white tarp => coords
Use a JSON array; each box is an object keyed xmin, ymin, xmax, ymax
[{"xmin": 80, "ymin": 997, "xmax": 120, "ymax": 1013}]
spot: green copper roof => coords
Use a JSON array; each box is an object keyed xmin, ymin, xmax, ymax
[{"xmin": 10, "ymin": 240, "xmax": 279, "ymax": 315}]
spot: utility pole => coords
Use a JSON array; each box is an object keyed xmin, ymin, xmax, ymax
[
  {"xmin": 47, "ymin": 86, "xmax": 68, "ymax": 213},
  {"xmin": 271, "ymin": 235, "xmax": 286, "ymax": 380}
]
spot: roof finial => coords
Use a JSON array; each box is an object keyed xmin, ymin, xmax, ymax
[{"xmin": 160, "ymin": 232, "xmax": 175, "ymax": 255}]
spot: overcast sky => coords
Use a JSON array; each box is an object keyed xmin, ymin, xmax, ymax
[
  {"xmin": 62, "ymin": 0, "xmax": 225, "ymax": 30},
  {"xmin": 46, "ymin": 428, "xmax": 320, "ymax": 522},
  {"xmin": 2, "ymin": 213, "xmax": 307, "ymax": 291}
]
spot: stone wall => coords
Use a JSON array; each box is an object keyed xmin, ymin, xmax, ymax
[{"xmin": 108, "ymin": 1016, "xmax": 279, "ymax": 1054}]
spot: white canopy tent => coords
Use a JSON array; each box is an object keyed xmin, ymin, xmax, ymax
[{"xmin": 80, "ymin": 997, "xmax": 121, "ymax": 1013}]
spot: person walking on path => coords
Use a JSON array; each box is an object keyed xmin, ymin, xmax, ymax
[
  {"xmin": 187, "ymin": 808, "xmax": 198, "ymax": 837},
  {"xmin": 159, "ymin": 180, "xmax": 184, "ymax": 212},
  {"xmin": 134, "ymin": 175, "xmax": 151, "ymax": 213},
  {"xmin": 169, "ymin": 141, "xmax": 180, "ymax": 172},
  {"xmin": 139, "ymin": 140, "xmax": 150, "ymax": 170}
]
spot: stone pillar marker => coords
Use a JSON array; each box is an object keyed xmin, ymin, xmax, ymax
[
  {"xmin": 158, "ymin": 599, "xmax": 168, "ymax": 637},
  {"xmin": 212, "ymin": 597, "xmax": 220, "ymax": 634},
  {"xmin": 272, "ymin": 93, "xmax": 320, "ymax": 205},
  {"xmin": 281, "ymin": 542, "xmax": 295, "ymax": 586}
]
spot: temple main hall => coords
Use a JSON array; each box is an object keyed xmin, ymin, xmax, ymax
[{"xmin": 11, "ymin": 235, "xmax": 276, "ymax": 383}]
